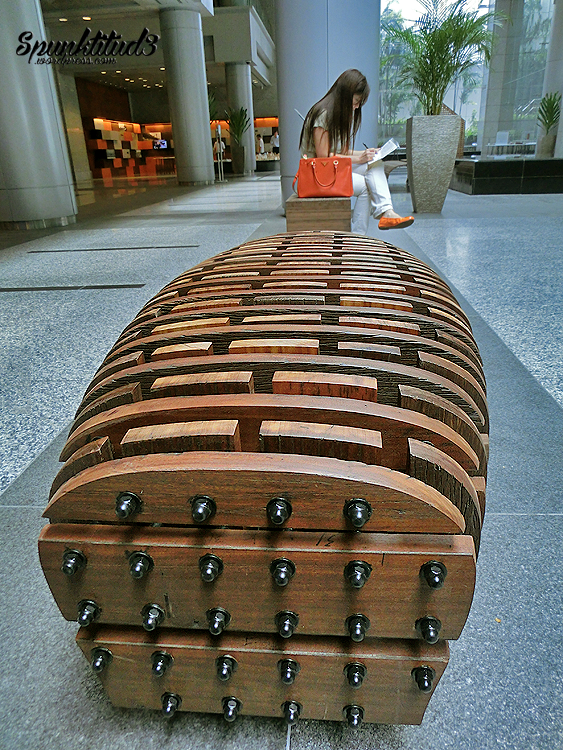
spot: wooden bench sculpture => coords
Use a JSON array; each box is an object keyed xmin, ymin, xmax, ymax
[{"xmin": 39, "ymin": 230, "xmax": 487, "ymax": 727}]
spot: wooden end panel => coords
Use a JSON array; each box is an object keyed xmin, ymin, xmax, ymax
[
  {"xmin": 152, "ymin": 342, "xmax": 214, "ymax": 361},
  {"xmin": 44, "ymin": 452, "xmax": 465, "ymax": 534},
  {"xmin": 228, "ymin": 338, "xmax": 320, "ymax": 355},
  {"xmin": 260, "ymin": 420, "xmax": 382, "ymax": 464},
  {"xmin": 150, "ymin": 371, "xmax": 254, "ymax": 398},
  {"xmin": 75, "ymin": 626, "xmax": 449, "ymax": 724},
  {"xmin": 272, "ymin": 371, "xmax": 377, "ymax": 402},
  {"xmin": 338, "ymin": 341, "xmax": 402, "ymax": 362},
  {"xmin": 40, "ymin": 525, "xmax": 474, "ymax": 640},
  {"xmin": 339, "ymin": 316, "xmax": 420, "ymax": 336},
  {"xmin": 120, "ymin": 420, "xmax": 241, "ymax": 456}
]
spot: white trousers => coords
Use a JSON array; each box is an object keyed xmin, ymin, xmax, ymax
[{"xmin": 351, "ymin": 162, "xmax": 393, "ymax": 235}]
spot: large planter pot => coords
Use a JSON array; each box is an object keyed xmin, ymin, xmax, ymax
[
  {"xmin": 536, "ymin": 132, "xmax": 556, "ymax": 158},
  {"xmin": 231, "ymin": 143, "xmax": 246, "ymax": 175},
  {"xmin": 406, "ymin": 114, "xmax": 462, "ymax": 213}
]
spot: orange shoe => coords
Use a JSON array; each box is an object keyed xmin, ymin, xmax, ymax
[{"xmin": 378, "ymin": 215, "xmax": 414, "ymax": 230}]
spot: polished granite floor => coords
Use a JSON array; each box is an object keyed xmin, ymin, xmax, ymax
[{"xmin": 0, "ymin": 172, "xmax": 561, "ymax": 750}]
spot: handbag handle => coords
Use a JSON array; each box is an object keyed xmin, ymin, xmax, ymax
[{"xmin": 311, "ymin": 159, "xmax": 340, "ymax": 188}]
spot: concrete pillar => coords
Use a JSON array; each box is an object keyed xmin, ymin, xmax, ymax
[
  {"xmin": 159, "ymin": 8, "xmax": 215, "ymax": 185},
  {"xmin": 0, "ymin": 0, "xmax": 76, "ymax": 228},
  {"xmin": 56, "ymin": 72, "xmax": 93, "ymax": 188},
  {"xmin": 541, "ymin": 0, "xmax": 563, "ymax": 157},
  {"xmin": 274, "ymin": 0, "xmax": 380, "ymax": 203},
  {"xmin": 225, "ymin": 62, "xmax": 256, "ymax": 173},
  {"xmin": 480, "ymin": 0, "xmax": 524, "ymax": 150}
]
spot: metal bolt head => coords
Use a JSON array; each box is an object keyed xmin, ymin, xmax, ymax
[
  {"xmin": 344, "ymin": 704, "xmax": 364, "ymax": 728},
  {"xmin": 190, "ymin": 495, "xmax": 216, "ymax": 523},
  {"xmin": 222, "ymin": 696, "xmax": 241, "ymax": 722},
  {"xmin": 61, "ymin": 549, "xmax": 87, "ymax": 577},
  {"xmin": 115, "ymin": 491, "xmax": 141, "ymax": 519},
  {"xmin": 267, "ymin": 497, "xmax": 292, "ymax": 525},
  {"xmin": 343, "ymin": 499, "xmax": 372, "ymax": 528}
]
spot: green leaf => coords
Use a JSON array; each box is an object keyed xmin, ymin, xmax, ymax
[
  {"xmin": 537, "ymin": 92, "xmax": 561, "ymax": 135},
  {"xmin": 225, "ymin": 106, "xmax": 251, "ymax": 145},
  {"xmin": 383, "ymin": 0, "xmax": 505, "ymax": 115}
]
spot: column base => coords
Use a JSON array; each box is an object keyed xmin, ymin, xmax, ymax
[{"xmin": 0, "ymin": 215, "xmax": 77, "ymax": 231}]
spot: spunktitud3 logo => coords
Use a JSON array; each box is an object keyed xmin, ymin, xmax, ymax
[{"xmin": 16, "ymin": 27, "xmax": 160, "ymax": 65}]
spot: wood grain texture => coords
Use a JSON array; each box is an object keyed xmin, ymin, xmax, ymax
[
  {"xmin": 39, "ymin": 524, "xmax": 475, "ymax": 638},
  {"xmin": 44, "ymin": 452, "xmax": 465, "ymax": 534},
  {"xmin": 259, "ymin": 420, "xmax": 383, "ymax": 464},
  {"xmin": 75, "ymin": 626, "xmax": 449, "ymax": 724},
  {"xmin": 272, "ymin": 371, "xmax": 378, "ymax": 403}
]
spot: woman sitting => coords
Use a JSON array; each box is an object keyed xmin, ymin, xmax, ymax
[{"xmin": 300, "ymin": 69, "xmax": 414, "ymax": 234}]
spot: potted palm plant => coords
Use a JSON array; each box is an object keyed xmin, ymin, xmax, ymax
[
  {"xmin": 225, "ymin": 106, "xmax": 251, "ymax": 175},
  {"xmin": 385, "ymin": 0, "xmax": 503, "ymax": 212},
  {"xmin": 536, "ymin": 92, "xmax": 561, "ymax": 158}
]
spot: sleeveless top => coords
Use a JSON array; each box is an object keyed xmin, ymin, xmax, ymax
[{"xmin": 300, "ymin": 110, "xmax": 343, "ymax": 157}]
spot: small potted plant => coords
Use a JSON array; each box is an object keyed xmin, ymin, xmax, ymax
[
  {"xmin": 225, "ymin": 106, "xmax": 251, "ymax": 175},
  {"xmin": 536, "ymin": 92, "xmax": 561, "ymax": 158},
  {"xmin": 385, "ymin": 0, "xmax": 503, "ymax": 212}
]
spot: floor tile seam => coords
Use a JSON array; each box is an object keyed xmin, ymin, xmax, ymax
[{"xmin": 0, "ymin": 217, "xmax": 274, "ymax": 499}]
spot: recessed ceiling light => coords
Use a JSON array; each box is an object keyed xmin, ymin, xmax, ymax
[
  {"xmin": 101, "ymin": 71, "xmax": 106, "ymax": 74},
  {"xmin": 116, "ymin": 70, "xmax": 121, "ymax": 73},
  {"xmin": 59, "ymin": 18, "xmax": 68, "ymax": 22},
  {"xmin": 83, "ymin": 16, "xmax": 91, "ymax": 20},
  {"xmin": 160, "ymin": 67, "xmax": 165, "ymax": 71}
]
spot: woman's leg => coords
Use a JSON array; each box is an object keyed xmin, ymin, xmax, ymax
[
  {"xmin": 355, "ymin": 162, "xmax": 394, "ymax": 218},
  {"xmin": 351, "ymin": 163, "xmax": 411, "ymax": 234},
  {"xmin": 351, "ymin": 162, "xmax": 396, "ymax": 234},
  {"xmin": 351, "ymin": 168, "xmax": 370, "ymax": 234}
]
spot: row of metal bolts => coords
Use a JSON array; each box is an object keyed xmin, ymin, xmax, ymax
[
  {"xmin": 89, "ymin": 649, "xmax": 436, "ymax": 723},
  {"xmin": 62, "ymin": 549, "xmax": 448, "ymax": 590},
  {"xmin": 76, "ymin": 599, "xmax": 443, "ymax": 644}
]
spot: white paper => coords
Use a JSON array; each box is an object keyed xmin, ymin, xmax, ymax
[{"xmin": 367, "ymin": 138, "xmax": 400, "ymax": 166}]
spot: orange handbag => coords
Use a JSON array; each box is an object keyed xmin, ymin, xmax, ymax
[{"xmin": 293, "ymin": 156, "xmax": 353, "ymax": 198}]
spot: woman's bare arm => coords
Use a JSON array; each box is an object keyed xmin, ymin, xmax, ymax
[{"xmin": 313, "ymin": 128, "xmax": 376, "ymax": 163}]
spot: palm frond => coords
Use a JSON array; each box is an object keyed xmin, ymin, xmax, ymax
[
  {"xmin": 537, "ymin": 92, "xmax": 561, "ymax": 134},
  {"xmin": 384, "ymin": 0, "xmax": 504, "ymax": 115}
]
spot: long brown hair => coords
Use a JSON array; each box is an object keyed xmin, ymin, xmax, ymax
[{"xmin": 300, "ymin": 69, "xmax": 370, "ymax": 155}]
